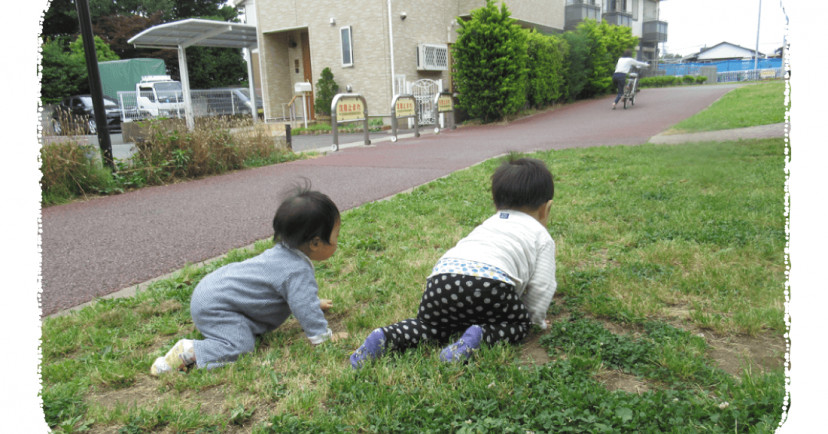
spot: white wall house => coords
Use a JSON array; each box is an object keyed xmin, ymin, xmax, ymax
[
  {"xmin": 684, "ymin": 42, "xmax": 765, "ymax": 62},
  {"xmin": 250, "ymin": 0, "xmax": 668, "ymax": 122}
]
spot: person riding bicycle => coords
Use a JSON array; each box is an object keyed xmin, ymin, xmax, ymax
[{"xmin": 612, "ymin": 49, "xmax": 650, "ymax": 110}]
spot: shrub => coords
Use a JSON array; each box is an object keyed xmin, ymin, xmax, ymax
[
  {"xmin": 315, "ymin": 67, "xmax": 339, "ymax": 116},
  {"xmin": 695, "ymin": 75, "xmax": 708, "ymax": 84},
  {"xmin": 452, "ymin": 0, "xmax": 528, "ymax": 122},
  {"xmin": 525, "ymin": 30, "xmax": 567, "ymax": 108},
  {"xmin": 639, "ymin": 76, "xmax": 680, "ymax": 88},
  {"xmin": 129, "ymin": 117, "xmax": 288, "ymax": 185},
  {"xmin": 682, "ymin": 75, "xmax": 696, "ymax": 84},
  {"xmin": 561, "ymin": 30, "xmax": 590, "ymax": 101},
  {"xmin": 40, "ymin": 141, "xmax": 117, "ymax": 205},
  {"xmin": 573, "ymin": 19, "xmax": 638, "ymax": 99}
]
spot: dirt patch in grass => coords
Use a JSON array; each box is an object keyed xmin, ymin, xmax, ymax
[
  {"xmin": 520, "ymin": 332, "xmax": 552, "ymax": 365},
  {"xmin": 594, "ymin": 369, "xmax": 654, "ymax": 394},
  {"xmin": 704, "ymin": 332, "xmax": 787, "ymax": 377}
]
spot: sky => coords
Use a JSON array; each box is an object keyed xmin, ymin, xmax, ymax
[
  {"xmin": 3, "ymin": 0, "xmax": 826, "ymax": 431},
  {"xmin": 659, "ymin": 0, "xmax": 789, "ymax": 57}
]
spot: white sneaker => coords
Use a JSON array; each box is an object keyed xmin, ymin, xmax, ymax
[
  {"xmin": 150, "ymin": 357, "xmax": 172, "ymax": 376},
  {"xmin": 150, "ymin": 339, "xmax": 196, "ymax": 376}
]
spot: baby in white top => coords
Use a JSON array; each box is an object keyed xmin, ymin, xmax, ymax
[{"xmin": 350, "ymin": 156, "xmax": 557, "ymax": 367}]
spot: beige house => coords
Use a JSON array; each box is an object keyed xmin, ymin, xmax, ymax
[{"xmin": 251, "ymin": 0, "xmax": 666, "ymax": 122}]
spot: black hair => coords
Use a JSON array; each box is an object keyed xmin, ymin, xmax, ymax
[
  {"xmin": 272, "ymin": 187, "xmax": 340, "ymax": 249},
  {"xmin": 491, "ymin": 156, "xmax": 554, "ymax": 210},
  {"xmin": 623, "ymin": 49, "xmax": 633, "ymax": 58}
]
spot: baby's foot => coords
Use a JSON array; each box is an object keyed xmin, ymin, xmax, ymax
[
  {"xmin": 150, "ymin": 339, "xmax": 196, "ymax": 376},
  {"xmin": 440, "ymin": 325, "xmax": 483, "ymax": 362},
  {"xmin": 349, "ymin": 328, "xmax": 386, "ymax": 369}
]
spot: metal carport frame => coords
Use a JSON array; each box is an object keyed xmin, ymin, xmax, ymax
[{"xmin": 128, "ymin": 18, "xmax": 259, "ymax": 130}]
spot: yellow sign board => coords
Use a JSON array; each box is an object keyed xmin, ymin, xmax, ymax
[
  {"xmin": 335, "ymin": 97, "xmax": 365, "ymax": 121},
  {"xmin": 395, "ymin": 97, "xmax": 416, "ymax": 118},
  {"xmin": 437, "ymin": 94, "xmax": 453, "ymax": 113}
]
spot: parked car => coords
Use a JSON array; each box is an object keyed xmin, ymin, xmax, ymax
[
  {"xmin": 51, "ymin": 95, "xmax": 123, "ymax": 135},
  {"xmin": 204, "ymin": 87, "xmax": 263, "ymax": 117}
]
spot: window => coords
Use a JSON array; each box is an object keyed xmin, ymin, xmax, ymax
[{"xmin": 340, "ymin": 26, "xmax": 353, "ymax": 67}]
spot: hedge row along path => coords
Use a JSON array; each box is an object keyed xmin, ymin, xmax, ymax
[{"xmin": 42, "ymin": 84, "xmax": 781, "ymax": 317}]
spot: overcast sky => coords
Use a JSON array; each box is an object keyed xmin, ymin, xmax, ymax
[{"xmin": 659, "ymin": 0, "xmax": 789, "ymax": 56}]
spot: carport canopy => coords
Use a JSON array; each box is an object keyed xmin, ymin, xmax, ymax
[{"xmin": 128, "ymin": 18, "xmax": 259, "ymax": 129}]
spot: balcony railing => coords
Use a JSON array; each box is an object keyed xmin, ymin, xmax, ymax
[
  {"xmin": 565, "ymin": 2, "xmax": 601, "ymax": 31},
  {"xmin": 603, "ymin": 11, "xmax": 632, "ymax": 28},
  {"xmin": 642, "ymin": 20, "xmax": 668, "ymax": 43}
]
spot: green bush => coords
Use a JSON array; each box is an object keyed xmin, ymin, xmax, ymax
[
  {"xmin": 40, "ymin": 118, "xmax": 301, "ymax": 206},
  {"xmin": 525, "ymin": 30, "xmax": 568, "ymax": 108},
  {"xmin": 574, "ymin": 19, "xmax": 638, "ymax": 99},
  {"xmin": 129, "ymin": 117, "xmax": 289, "ymax": 185},
  {"xmin": 639, "ymin": 76, "xmax": 679, "ymax": 88},
  {"xmin": 314, "ymin": 67, "xmax": 339, "ymax": 116},
  {"xmin": 561, "ymin": 30, "xmax": 590, "ymax": 101},
  {"xmin": 452, "ymin": 0, "xmax": 528, "ymax": 122},
  {"xmin": 638, "ymin": 75, "xmax": 708, "ymax": 88},
  {"xmin": 40, "ymin": 141, "xmax": 118, "ymax": 205}
]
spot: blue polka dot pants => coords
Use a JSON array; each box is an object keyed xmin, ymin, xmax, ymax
[{"xmin": 381, "ymin": 274, "xmax": 532, "ymax": 352}]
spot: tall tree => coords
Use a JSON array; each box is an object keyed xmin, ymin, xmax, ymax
[{"xmin": 40, "ymin": 0, "xmax": 247, "ymax": 101}]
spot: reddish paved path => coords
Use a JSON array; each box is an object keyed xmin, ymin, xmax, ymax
[{"xmin": 41, "ymin": 85, "xmax": 740, "ymax": 316}]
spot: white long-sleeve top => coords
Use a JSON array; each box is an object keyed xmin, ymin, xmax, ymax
[
  {"xmin": 614, "ymin": 57, "xmax": 650, "ymax": 74},
  {"xmin": 430, "ymin": 210, "xmax": 557, "ymax": 328}
]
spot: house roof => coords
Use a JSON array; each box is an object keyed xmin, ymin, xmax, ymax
[
  {"xmin": 127, "ymin": 18, "xmax": 257, "ymax": 50},
  {"xmin": 683, "ymin": 41, "xmax": 764, "ymax": 62}
]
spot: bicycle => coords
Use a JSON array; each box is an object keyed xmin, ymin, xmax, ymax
[{"xmin": 621, "ymin": 71, "xmax": 640, "ymax": 109}]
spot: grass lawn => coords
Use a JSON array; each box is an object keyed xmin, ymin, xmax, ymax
[
  {"xmin": 40, "ymin": 81, "xmax": 789, "ymax": 432},
  {"xmin": 669, "ymin": 81, "xmax": 787, "ymax": 133}
]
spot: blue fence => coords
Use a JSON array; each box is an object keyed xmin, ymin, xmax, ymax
[{"xmin": 659, "ymin": 58, "xmax": 783, "ymax": 77}]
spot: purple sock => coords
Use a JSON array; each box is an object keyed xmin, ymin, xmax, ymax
[
  {"xmin": 350, "ymin": 328, "xmax": 386, "ymax": 369},
  {"xmin": 440, "ymin": 325, "xmax": 483, "ymax": 362}
]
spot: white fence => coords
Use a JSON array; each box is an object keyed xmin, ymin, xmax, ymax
[
  {"xmin": 717, "ymin": 68, "xmax": 785, "ymax": 83},
  {"xmin": 116, "ymin": 88, "xmax": 260, "ymax": 122}
]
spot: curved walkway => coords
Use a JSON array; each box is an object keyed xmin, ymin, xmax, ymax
[{"xmin": 42, "ymin": 84, "xmax": 784, "ymax": 317}]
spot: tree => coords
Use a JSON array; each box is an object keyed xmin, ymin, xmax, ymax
[
  {"xmin": 314, "ymin": 68, "xmax": 339, "ymax": 116},
  {"xmin": 40, "ymin": 0, "xmax": 248, "ymax": 100},
  {"xmin": 452, "ymin": 0, "xmax": 528, "ymax": 122},
  {"xmin": 41, "ymin": 35, "xmax": 121, "ymax": 103},
  {"xmin": 40, "ymin": 38, "xmax": 86, "ymax": 103}
]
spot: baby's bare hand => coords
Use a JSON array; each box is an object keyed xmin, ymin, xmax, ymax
[{"xmin": 320, "ymin": 299, "xmax": 333, "ymax": 311}]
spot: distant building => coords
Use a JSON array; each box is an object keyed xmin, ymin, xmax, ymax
[
  {"xmin": 682, "ymin": 41, "xmax": 765, "ymax": 63},
  {"xmin": 249, "ymin": 0, "xmax": 668, "ymax": 122}
]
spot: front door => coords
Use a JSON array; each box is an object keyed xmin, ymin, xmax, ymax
[{"xmin": 301, "ymin": 31, "xmax": 315, "ymax": 119}]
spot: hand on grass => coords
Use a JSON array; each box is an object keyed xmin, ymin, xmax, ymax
[{"xmin": 320, "ymin": 299, "xmax": 333, "ymax": 311}]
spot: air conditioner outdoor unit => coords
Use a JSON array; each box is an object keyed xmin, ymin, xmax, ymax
[{"xmin": 417, "ymin": 43, "xmax": 449, "ymax": 71}]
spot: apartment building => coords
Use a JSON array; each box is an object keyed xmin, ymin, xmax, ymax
[{"xmin": 251, "ymin": 0, "xmax": 666, "ymax": 122}]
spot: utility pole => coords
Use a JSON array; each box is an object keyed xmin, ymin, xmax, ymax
[
  {"xmin": 75, "ymin": 0, "xmax": 114, "ymax": 170},
  {"xmin": 754, "ymin": 0, "xmax": 762, "ymax": 79}
]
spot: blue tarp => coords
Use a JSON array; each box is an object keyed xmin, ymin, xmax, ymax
[{"xmin": 659, "ymin": 58, "xmax": 782, "ymax": 76}]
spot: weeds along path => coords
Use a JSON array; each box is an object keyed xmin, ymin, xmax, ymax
[{"xmin": 41, "ymin": 84, "xmax": 742, "ymax": 316}]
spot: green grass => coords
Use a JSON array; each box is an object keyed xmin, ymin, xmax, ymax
[
  {"xmin": 40, "ymin": 81, "xmax": 788, "ymax": 432},
  {"xmin": 41, "ymin": 137, "xmax": 787, "ymax": 432},
  {"xmin": 669, "ymin": 81, "xmax": 787, "ymax": 133}
]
